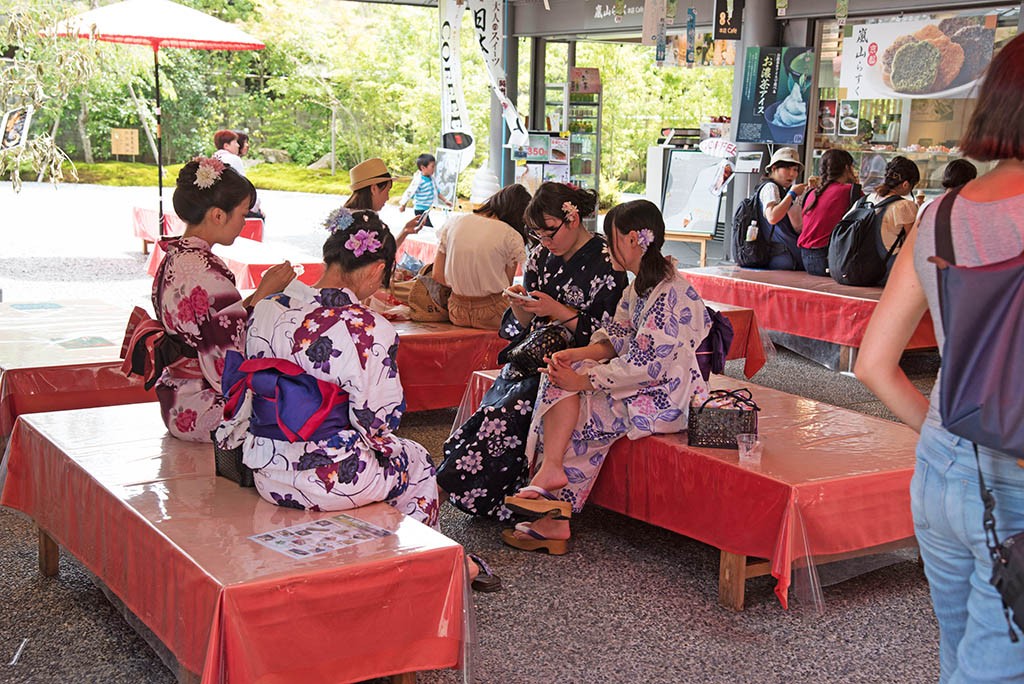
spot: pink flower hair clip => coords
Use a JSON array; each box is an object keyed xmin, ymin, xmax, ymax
[
  {"xmin": 192, "ymin": 156, "xmax": 226, "ymax": 189},
  {"xmin": 561, "ymin": 201, "xmax": 579, "ymax": 223},
  {"xmin": 345, "ymin": 229, "xmax": 382, "ymax": 258},
  {"xmin": 636, "ymin": 228, "xmax": 655, "ymax": 252},
  {"xmin": 323, "ymin": 207, "xmax": 355, "ymax": 234}
]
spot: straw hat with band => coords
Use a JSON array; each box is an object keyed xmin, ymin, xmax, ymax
[
  {"xmin": 765, "ymin": 147, "xmax": 804, "ymax": 172},
  {"xmin": 349, "ymin": 158, "xmax": 409, "ymax": 192}
]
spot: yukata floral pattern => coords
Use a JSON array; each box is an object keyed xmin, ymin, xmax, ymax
[
  {"xmin": 152, "ymin": 236, "xmax": 248, "ymax": 442},
  {"xmin": 438, "ymin": 235, "xmax": 627, "ymax": 519},
  {"xmin": 524, "ymin": 270, "xmax": 712, "ymax": 512},
  {"xmin": 219, "ymin": 280, "xmax": 439, "ymax": 527}
]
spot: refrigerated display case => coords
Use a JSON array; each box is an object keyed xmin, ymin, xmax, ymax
[{"xmin": 567, "ymin": 91, "xmax": 601, "ymax": 195}]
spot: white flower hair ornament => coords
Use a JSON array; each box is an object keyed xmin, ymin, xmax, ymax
[
  {"xmin": 344, "ymin": 229, "xmax": 382, "ymax": 258},
  {"xmin": 192, "ymin": 156, "xmax": 226, "ymax": 189},
  {"xmin": 323, "ymin": 207, "xmax": 355, "ymax": 234},
  {"xmin": 562, "ymin": 201, "xmax": 579, "ymax": 223},
  {"xmin": 636, "ymin": 228, "xmax": 655, "ymax": 252}
]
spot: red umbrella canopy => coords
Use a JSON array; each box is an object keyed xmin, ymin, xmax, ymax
[{"xmin": 55, "ymin": 0, "xmax": 265, "ymax": 52}]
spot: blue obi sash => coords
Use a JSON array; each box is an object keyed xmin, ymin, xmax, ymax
[{"xmin": 222, "ymin": 350, "xmax": 350, "ymax": 443}]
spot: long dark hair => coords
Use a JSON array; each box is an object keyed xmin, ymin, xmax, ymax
[
  {"xmin": 603, "ymin": 200, "xmax": 672, "ymax": 298},
  {"xmin": 804, "ymin": 149, "xmax": 855, "ymax": 212},
  {"xmin": 344, "ymin": 181, "xmax": 392, "ymax": 211},
  {"xmin": 524, "ymin": 182, "xmax": 598, "ymax": 235},
  {"xmin": 322, "ymin": 210, "xmax": 397, "ymax": 287},
  {"xmin": 173, "ymin": 159, "xmax": 255, "ymax": 225},
  {"xmin": 475, "ymin": 184, "xmax": 532, "ymax": 239},
  {"xmin": 874, "ymin": 156, "xmax": 921, "ymax": 196},
  {"xmin": 942, "ymin": 159, "xmax": 978, "ymax": 189},
  {"xmin": 960, "ymin": 33, "xmax": 1024, "ymax": 161}
]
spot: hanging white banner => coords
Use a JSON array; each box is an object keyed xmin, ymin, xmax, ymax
[
  {"xmin": 467, "ymin": 0, "xmax": 528, "ymax": 147},
  {"xmin": 439, "ymin": 0, "xmax": 474, "ymax": 170}
]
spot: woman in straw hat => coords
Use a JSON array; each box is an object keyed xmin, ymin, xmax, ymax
[{"xmin": 345, "ymin": 157, "xmax": 423, "ymax": 248}]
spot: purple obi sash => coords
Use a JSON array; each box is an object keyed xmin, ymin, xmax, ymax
[{"xmin": 222, "ymin": 350, "xmax": 350, "ymax": 443}]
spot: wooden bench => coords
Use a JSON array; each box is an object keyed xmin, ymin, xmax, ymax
[
  {"xmin": 665, "ymin": 231, "xmax": 714, "ymax": 267},
  {"xmin": 458, "ymin": 371, "xmax": 917, "ymax": 611},
  {"xmin": 682, "ymin": 265, "xmax": 937, "ymax": 372},
  {"xmin": 1, "ymin": 403, "xmax": 468, "ymax": 684}
]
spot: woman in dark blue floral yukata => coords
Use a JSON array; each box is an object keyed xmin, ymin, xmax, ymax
[
  {"xmin": 217, "ymin": 210, "xmax": 439, "ymax": 527},
  {"xmin": 437, "ymin": 183, "xmax": 628, "ymax": 520}
]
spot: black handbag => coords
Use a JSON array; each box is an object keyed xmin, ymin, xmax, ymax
[
  {"xmin": 975, "ymin": 451, "xmax": 1024, "ymax": 641},
  {"xmin": 503, "ymin": 323, "xmax": 572, "ymax": 379}
]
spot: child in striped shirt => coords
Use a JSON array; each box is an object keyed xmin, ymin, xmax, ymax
[{"xmin": 399, "ymin": 153, "xmax": 453, "ymax": 227}]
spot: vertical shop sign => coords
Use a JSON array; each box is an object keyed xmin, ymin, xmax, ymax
[
  {"xmin": 835, "ymin": 0, "xmax": 848, "ymax": 27},
  {"xmin": 642, "ymin": 0, "xmax": 667, "ymax": 46},
  {"xmin": 686, "ymin": 8, "xmax": 696, "ymax": 64},
  {"xmin": 713, "ymin": 0, "xmax": 743, "ymax": 40},
  {"xmin": 468, "ymin": 0, "xmax": 528, "ymax": 147},
  {"xmin": 439, "ymin": 0, "xmax": 474, "ymax": 170},
  {"xmin": 736, "ymin": 46, "xmax": 814, "ymax": 144}
]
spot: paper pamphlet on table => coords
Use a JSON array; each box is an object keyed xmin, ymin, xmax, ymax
[{"xmin": 249, "ymin": 513, "xmax": 393, "ymax": 559}]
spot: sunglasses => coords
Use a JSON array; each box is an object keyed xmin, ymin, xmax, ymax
[{"xmin": 529, "ymin": 219, "xmax": 567, "ymax": 243}]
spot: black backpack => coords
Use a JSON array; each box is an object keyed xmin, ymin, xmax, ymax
[
  {"xmin": 731, "ymin": 181, "xmax": 778, "ymax": 268},
  {"xmin": 827, "ymin": 194, "xmax": 904, "ymax": 286}
]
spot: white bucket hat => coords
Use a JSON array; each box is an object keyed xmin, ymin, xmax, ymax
[{"xmin": 765, "ymin": 147, "xmax": 804, "ymax": 171}]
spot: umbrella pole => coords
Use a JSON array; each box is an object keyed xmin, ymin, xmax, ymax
[{"xmin": 154, "ymin": 47, "xmax": 165, "ymax": 236}]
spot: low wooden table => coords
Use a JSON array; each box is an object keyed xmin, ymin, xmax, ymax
[
  {"xmin": 1, "ymin": 404, "xmax": 469, "ymax": 683},
  {"xmin": 666, "ymin": 232, "xmax": 714, "ymax": 267}
]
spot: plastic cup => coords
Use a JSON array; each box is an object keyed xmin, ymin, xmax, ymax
[{"xmin": 736, "ymin": 433, "xmax": 763, "ymax": 466}]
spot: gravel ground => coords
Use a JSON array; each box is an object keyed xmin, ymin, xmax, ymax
[{"xmin": 0, "ymin": 182, "xmax": 941, "ymax": 683}]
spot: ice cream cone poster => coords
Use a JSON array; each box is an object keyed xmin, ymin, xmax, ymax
[
  {"xmin": 737, "ymin": 46, "xmax": 814, "ymax": 145},
  {"xmin": 839, "ymin": 14, "xmax": 996, "ymax": 100}
]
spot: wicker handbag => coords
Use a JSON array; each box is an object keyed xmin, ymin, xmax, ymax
[
  {"xmin": 687, "ymin": 388, "xmax": 759, "ymax": 449},
  {"xmin": 504, "ymin": 323, "xmax": 573, "ymax": 378},
  {"xmin": 211, "ymin": 430, "xmax": 255, "ymax": 487}
]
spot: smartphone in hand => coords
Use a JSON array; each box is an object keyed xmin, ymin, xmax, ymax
[{"xmin": 504, "ymin": 288, "xmax": 538, "ymax": 302}]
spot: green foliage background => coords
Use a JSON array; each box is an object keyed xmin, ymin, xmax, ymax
[{"xmin": 2, "ymin": 0, "xmax": 733, "ymax": 198}]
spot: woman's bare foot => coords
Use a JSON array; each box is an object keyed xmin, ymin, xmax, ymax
[
  {"xmin": 515, "ymin": 464, "xmax": 568, "ymax": 499},
  {"xmin": 519, "ymin": 516, "xmax": 570, "ymax": 540}
]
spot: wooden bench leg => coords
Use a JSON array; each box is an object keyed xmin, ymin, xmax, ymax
[
  {"xmin": 699, "ymin": 239, "xmax": 707, "ymax": 267},
  {"xmin": 38, "ymin": 527, "xmax": 59, "ymax": 577},
  {"xmin": 142, "ymin": 239, "xmax": 151, "ymax": 255},
  {"xmin": 389, "ymin": 673, "xmax": 417, "ymax": 684},
  {"xmin": 718, "ymin": 550, "xmax": 747, "ymax": 611}
]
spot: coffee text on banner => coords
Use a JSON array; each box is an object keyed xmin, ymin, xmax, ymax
[{"xmin": 439, "ymin": 0, "xmax": 475, "ymax": 171}]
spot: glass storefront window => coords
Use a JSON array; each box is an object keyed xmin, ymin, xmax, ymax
[{"xmin": 811, "ymin": 7, "xmax": 1019, "ymax": 197}]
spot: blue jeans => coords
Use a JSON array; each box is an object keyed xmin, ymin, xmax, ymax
[
  {"xmin": 801, "ymin": 246, "xmax": 829, "ymax": 276},
  {"xmin": 913, "ymin": 419, "xmax": 1024, "ymax": 682}
]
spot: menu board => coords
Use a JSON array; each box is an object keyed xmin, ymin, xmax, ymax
[{"xmin": 662, "ymin": 150, "xmax": 732, "ymax": 236}]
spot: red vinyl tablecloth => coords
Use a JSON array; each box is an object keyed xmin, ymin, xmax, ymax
[
  {"xmin": 455, "ymin": 371, "xmax": 916, "ymax": 608},
  {"xmin": 132, "ymin": 207, "xmax": 263, "ymax": 244},
  {"xmin": 683, "ymin": 265, "xmax": 936, "ymax": 349},
  {"xmin": 590, "ymin": 376, "xmax": 917, "ymax": 608},
  {"xmin": 393, "ymin": 321, "xmax": 507, "ymax": 411},
  {"xmin": 0, "ymin": 301, "xmax": 152, "ymax": 437},
  {"xmin": 145, "ymin": 238, "xmax": 324, "ymax": 290},
  {"xmin": 0, "ymin": 404, "xmax": 467, "ymax": 683}
]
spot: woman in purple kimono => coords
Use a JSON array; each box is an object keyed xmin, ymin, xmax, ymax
[
  {"xmin": 502, "ymin": 200, "xmax": 711, "ymax": 554},
  {"xmin": 152, "ymin": 158, "xmax": 295, "ymax": 442}
]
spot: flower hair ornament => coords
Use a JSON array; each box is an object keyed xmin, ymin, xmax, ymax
[
  {"xmin": 345, "ymin": 229, "xmax": 382, "ymax": 258},
  {"xmin": 192, "ymin": 156, "xmax": 226, "ymax": 189},
  {"xmin": 562, "ymin": 201, "xmax": 579, "ymax": 223},
  {"xmin": 636, "ymin": 228, "xmax": 655, "ymax": 252},
  {"xmin": 323, "ymin": 207, "xmax": 355, "ymax": 234}
]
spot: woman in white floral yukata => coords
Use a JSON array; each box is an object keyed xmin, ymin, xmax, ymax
[
  {"xmin": 152, "ymin": 158, "xmax": 295, "ymax": 442},
  {"xmin": 502, "ymin": 199, "xmax": 712, "ymax": 554},
  {"xmin": 216, "ymin": 210, "xmax": 440, "ymax": 527}
]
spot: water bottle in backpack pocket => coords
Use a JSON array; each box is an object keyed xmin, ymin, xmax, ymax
[
  {"xmin": 731, "ymin": 182, "xmax": 775, "ymax": 268},
  {"xmin": 827, "ymin": 194, "xmax": 904, "ymax": 286}
]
